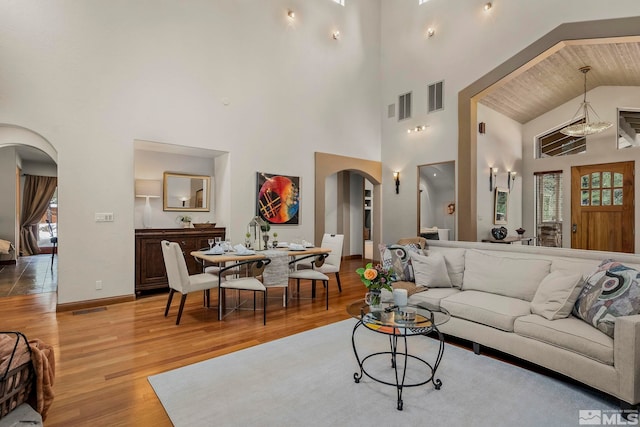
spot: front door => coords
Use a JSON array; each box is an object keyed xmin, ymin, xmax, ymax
[{"xmin": 571, "ymin": 161, "xmax": 634, "ymax": 253}]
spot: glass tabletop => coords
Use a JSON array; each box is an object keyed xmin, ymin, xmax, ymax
[{"xmin": 346, "ymin": 299, "xmax": 450, "ymax": 333}]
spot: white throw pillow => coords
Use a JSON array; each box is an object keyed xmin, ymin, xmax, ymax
[
  {"xmin": 463, "ymin": 250, "xmax": 551, "ymax": 301},
  {"xmin": 425, "ymin": 247, "xmax": 465, "ymax": 288},
  {"xmin": 410, "ymin": 252, "xmax": 452, "ymax": 288},
  {"xmin": 530, "ymin": 270, "xmax": 584, "ymax": 320}
]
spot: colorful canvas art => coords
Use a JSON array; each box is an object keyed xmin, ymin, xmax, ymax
[{"xmin": 256, "ymin": 172, "xmax": 300, "ymax": 225}]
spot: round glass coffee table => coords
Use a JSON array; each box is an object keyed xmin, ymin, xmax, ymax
[{"xmin": 346, "ymin": 299, "xmax": 450, "ymax": 411}]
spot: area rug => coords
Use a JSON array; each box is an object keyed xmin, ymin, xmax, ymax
[{"xmin": 148, "ymin": 319, "xmax": 618, "ymax": 427}]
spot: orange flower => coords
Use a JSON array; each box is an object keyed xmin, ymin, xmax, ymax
[{"xmin": 363, "ymin": 268, "xmax": 378, "ymax": 281}]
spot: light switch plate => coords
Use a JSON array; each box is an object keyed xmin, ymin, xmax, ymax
[{"xmin": 95, "ymin": 213, "xmax": 114, "ymax": 222}]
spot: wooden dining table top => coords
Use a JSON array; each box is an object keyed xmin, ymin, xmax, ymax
[{"xmin": 190, "ymin": 246, "xmax": 331, "ymax": 264}]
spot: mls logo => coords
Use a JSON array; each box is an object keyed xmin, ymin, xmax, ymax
[{"xmin": 579, "ymin": 410, "xmax": 601, "ymax": 425}]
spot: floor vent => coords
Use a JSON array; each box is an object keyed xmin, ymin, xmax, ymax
[{"xmin": 72, "ymin": 307, "xmax": 107, "ymax": 315}]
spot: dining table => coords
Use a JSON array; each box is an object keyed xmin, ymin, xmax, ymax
[{"xmin": 190, "ymin": 246, "xmax": 332, "ymax": 266}]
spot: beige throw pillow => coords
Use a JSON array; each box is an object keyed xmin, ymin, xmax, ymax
[
  {"xmin": 410, "ymin": 252, "xmax": 452, "ymax": 288},
  {"xmin": 530, "ymin": 270, "xmax": 584, "ymax": 320}
]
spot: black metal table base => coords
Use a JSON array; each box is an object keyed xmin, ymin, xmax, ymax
[{"xmin": 351, "ymin": 320, "xmax": 445, "ymax": 411}]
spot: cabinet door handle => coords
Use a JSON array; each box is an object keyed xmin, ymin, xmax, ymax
[{"xmin": 572, "ymin": 224, "xmax": 577, "ymax": 233}]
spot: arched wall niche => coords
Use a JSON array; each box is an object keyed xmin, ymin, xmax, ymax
[
  {"xmin": 314, "ymin": 152, "xmax": 382, "ymax": 259},
  {"xmin": 457, "ymin": 16, "xmax": 640, "ymax": 242}
]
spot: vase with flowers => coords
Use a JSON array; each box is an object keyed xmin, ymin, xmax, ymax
[
  {"xmin": 176, "ymin": 215, "xmax": 192, "ymax": 228},
  {"xmin": 356, "ymin": 263, "xmax": 394, "ymax": 311}
]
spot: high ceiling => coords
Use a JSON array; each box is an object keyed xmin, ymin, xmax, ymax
[{"xmin": 478, "ymin": 38, "xmax": 640, "ymax": 125}]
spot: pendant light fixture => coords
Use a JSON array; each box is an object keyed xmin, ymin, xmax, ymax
[{"xmin": 560, "ymin": 66, "xmax": 612, "ymax": 137}]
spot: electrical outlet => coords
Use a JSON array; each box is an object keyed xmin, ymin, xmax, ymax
[{"xmin": 96, "ymin": 280, "xmax": 102, "ymax": 290}]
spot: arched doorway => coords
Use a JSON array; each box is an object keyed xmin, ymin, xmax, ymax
[
  {"xmin": 314, "ymin": 152, "xmax": 382, "ymax": 260},
  {"xmin": 0, "ymin": 124, "xmax": 58, "ymax": 296}
]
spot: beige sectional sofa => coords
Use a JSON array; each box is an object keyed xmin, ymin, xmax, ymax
[{"xmin": 389, "ymin": 239, "xmax": 640, "ymax": 409}]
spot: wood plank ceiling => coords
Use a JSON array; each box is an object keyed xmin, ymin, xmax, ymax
[{"xmin": 478, "ymin": 38, "xmax": 640, "ymax": 125}]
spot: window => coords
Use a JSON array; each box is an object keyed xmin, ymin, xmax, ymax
[
  {"xmin": 535, "ymin": 172, "xmax": 562, "ymax": 247},
  {"xmin": 419, "ymin": 0, "xmax": 430, "ymax": 4},
  {"xmin": 332, "ymin": 0, "xmax": 345, "ymax": 5},
  {"xmin": 38, "ymin": 188, "xmax": 57, "ymax": 246},
  {"xmin": 428, "ymin": 81, "xmax": 444, "ymax": 113},
  {"xmin": 398, "ymin": 92, "xmax": 412, "ymax": 121},
  {"xmin": 580, "ymin": 171, "xmax": 623, "ymax": 207},
  {"xmin": 536, "ymin": 119, "xmax": 586, "ymax": 158}
]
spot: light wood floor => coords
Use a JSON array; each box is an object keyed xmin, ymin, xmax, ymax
[{"xmin": 0, "ymin": 258, "xmax": 374, "ymax": 426}]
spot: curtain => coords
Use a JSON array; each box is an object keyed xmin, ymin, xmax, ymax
[{"xmin": 20, "ymin": 175, "xmax": 57, "ymax": 256}]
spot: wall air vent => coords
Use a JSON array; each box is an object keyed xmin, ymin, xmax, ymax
[
  {"xmin": 398, "ymin": 92, "xmax": 412, "ymax": 121},
  {"xmin": 428, "ymin": 81, "xmax": 444, "ymax": 113}
]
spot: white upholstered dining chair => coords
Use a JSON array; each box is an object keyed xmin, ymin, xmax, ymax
[
  {"xmin": 289, "ymin": 253, "xmax": 330, "ymax": 310},
  {"xmin": 296, "ymin": 233, "xmax": 344, "ymax": 292},
  {"xmin": 217, "ymin": 257, "xmax": 271, "ymax": 325},
  {"xmin": 160, "ymin": 240, "xmax": 220, "ymax": 325}
]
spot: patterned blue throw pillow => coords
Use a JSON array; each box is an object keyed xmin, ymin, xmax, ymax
[{"xmin": 573, "ymin": 259, "xmax": 640, "ymax": 337}]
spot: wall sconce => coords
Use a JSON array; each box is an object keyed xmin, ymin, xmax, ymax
[
  {"xmin": 489, "ymin": 167, "xmax": 497, "ymax": 192},
  {"xmin": 478, "ymin": 122, "xmax": 486, "ymax": 134},
  {"xmin": 508, "ymin": 171, "xmax": 517, "ymax": 191},
  {"xmin": 426, "ymin": 28, "xmax": 435, "ymax": 38},
  {"xmin": 393, "ymin": 171, "xmax": 400, "ymax": 194},
  {"xmin": 407, "ymin": 125, "xmax": 427, "ymax": 134},
  {"xmin": 484, "ymin": 2, "xmax": 492, "ymax": 11},
  {"xmin": 287, "ymin": 10, "xmax": 295, "ymax": 19},
  {"xmin": 332, "ymin": 30, "xmax": 341, "ymax": 40}
]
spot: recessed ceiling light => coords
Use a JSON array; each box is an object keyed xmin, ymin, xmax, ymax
[
  {"xmin": 426, "ymin": 28, "xmax": 435, "ymax": 38},
  {"xmin": 484, "ymin": 2, "xmax": 492, "ymax": 11},
  {"xmin": 332, "ymin": 30, "xmax": 340, "ymax": 40},
  {"xmin": 287, "ymin": 10, "xmax": 295, "ymax": 19}
]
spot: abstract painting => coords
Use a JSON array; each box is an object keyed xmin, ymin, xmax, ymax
[{"xmin": 256, "ymin": 172, "xmax": 300, "ymax": 225}]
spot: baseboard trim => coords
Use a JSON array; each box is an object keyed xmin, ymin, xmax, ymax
[
  {"xmin": 344, "ymin": 254, "xmax": 363, "ymax": 260},
  {"xmin": 57, "ymin": 295, "xmax": 135, "ymax": 312}
]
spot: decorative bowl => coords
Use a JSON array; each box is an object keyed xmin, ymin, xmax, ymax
[
  {"xmin": 192, "ymin": 223, "xmax": 216, "ymax": 229},
  {"xmin": 491, "ymin": 226, "xmax": 508, "ymax": 240},
  {"xmin": 516, "ymin": 227, "xmax": 526, "ymax": 235}
]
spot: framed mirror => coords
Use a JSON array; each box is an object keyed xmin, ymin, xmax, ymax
[
  {"xmin": 163, "ymin": 172, "xmax": 211, "ymax": 212},
  {"xmin": 494, "ymin": 187, "xmax": 508, "ymax": 224}
]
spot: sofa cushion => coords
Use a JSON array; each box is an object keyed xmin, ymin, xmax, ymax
[
  {"xmin": 379, "ymin": 243, "xmax": 421, "ymax": 282},
  {"xmin": 573, "ymin": 259, "xmax": 640, "ymax": 338},
  {"xmin": 410, "ymin": 252, "xmax": 452, "ymax": 288},
  {"xmin": 440, "ymin": 290, "xmax": 531, "ymax": 332},
  {"xmin": 530, "ymin": 270, "xmax": 584, "ymax": 320},
  {"xmin": 409, "ymin": 287, "xmax": 460, "ymax": 311},
  {"xmin": 463, "ymin": 250, "xmax": 551, "ymax": 301},
  {"xmin": 425, "ymin": 247, "xmax": 465, "ymax": 288},
  {"xmin": 514, "ymin": 314, "xmax": 613, "ymax": 365}
]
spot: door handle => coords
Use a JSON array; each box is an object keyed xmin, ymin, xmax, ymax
[{"xmin": 572, "ymin": 224, "xmax": 577, "ymax": 233}]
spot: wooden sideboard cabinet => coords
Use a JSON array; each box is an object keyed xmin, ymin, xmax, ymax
[{"xmin": 135, "ymin": 227, "xmax": 226, "ymax": 294}]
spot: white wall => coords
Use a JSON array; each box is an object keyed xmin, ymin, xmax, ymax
[
  {"xmin": 522, "ymin": 86, "xmax": 640, "ymax": 248},
  {"xmin": 380, "ymin": 0, "xmax": 640, "ymax": 244},
  {"xmin": 349, "ymin": 173, "xmax": 364, "ymax": 256},
  {"xmin": 477, "ymin": 104, "xmax": 523, "ymax": 240},
  {"xmin": 0, "ymin": 0, "xmax": 382, "ymax": 303}
]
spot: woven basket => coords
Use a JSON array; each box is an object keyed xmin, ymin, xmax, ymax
[{"xmin": 0, "ymin": 332, "xmax": 33, "ymax": 419}]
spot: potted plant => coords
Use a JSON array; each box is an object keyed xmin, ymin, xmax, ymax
[
  {"xmin": 176, "ymin": 215, "xmax": 192, "ymax": 228},
  {"xmin": 272, "ymin": 232, "xmax": 278, "ymax": 248},
  {"xmin": 245, "ymin": 232, "xmax": 252, "ymax": 249}
]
